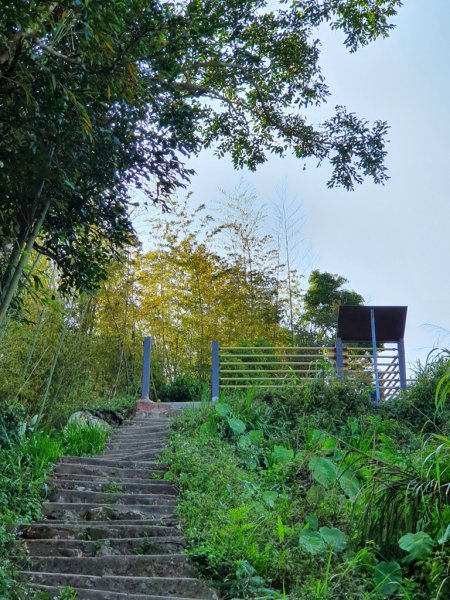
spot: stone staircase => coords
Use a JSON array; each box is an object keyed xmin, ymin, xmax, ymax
[{"xmin": 17, "ymin": 411, "xmax": 216, "ymax": 600}]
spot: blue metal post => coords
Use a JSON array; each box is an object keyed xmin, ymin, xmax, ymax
[
  {"xmin": 141, "ymin": 336, "xmax": 152, "ymax": 401},
  {"xmin": 370, "ymin": 309, "xmax": 381, "ymax": 407},
  {"xmin": 398, "ymin": 337, "xmax": 407, "ymax": 391},
  {"xmin": 211, "ymin": 341, "xmax": 219, "ymax": 402},
  {"xmin": 335, "ymin": 337, "xmax": 344, "ymax": 380}
]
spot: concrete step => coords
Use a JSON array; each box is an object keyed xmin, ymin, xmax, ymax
[
  {"xmin": 50, "ymin": 471, "xmax": 168, "ymax": 485},
  {"xmin": 29, "ymin": 585, "xmax": 202, "ymax": 600},
  {"xmin": 48, "ymin": 489, "xmax": 177, "ymax": 507},
  {"xmin": 53, "ymin": 463, "xmax": 166, "ymax": 479},
  {"xmin": 42, "ymin": 502, "xmax": 176, "ymax": 521},
  {"xmin": 109, "ymin": 437, "xmax": 168, "ymax": 446},
  {"xmin": 25, "ymin": 554, "xmax": 193, "ymax": 577},
  {"xmin": 119, "ymin": 425, "xmax": 171, "ymax": 433},
  {"xmin": 106, "ymin": 441, "xmax": 167, "ymax": 451},
  {"xmin": 48, "ymin": 478, "xmax": 176, "ymax": 495},
  {"xmin": 103, "ymin": 451, "xmax": 165, "ymax": 461},
  {"xmin": 23, "ymin": 537, "xmax": 185, "ymax": 557},
  {"xmin": 21, "ymin": 573, "xmax": 215, "ymax": 598},
  {"xmin": 59, "ymin": 456, "xmax": 165, "ymax": 469},
  {"xmin": 20, "ymin": 522, "xmax": 180, "ymax": 540}
]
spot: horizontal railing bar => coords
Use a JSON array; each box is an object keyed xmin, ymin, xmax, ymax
[
  {"xmin": 220, "ymin": 368, "xmax": 323, "ymax": 374},
  {"xmin": 221, "ymin": 378, "xmax": 317, "ymax": 383},
  {"xmin": 220, "ymin": 346, "xmax": 332, "ymax": 351},
  {"xmin": 219, "ymin": 361, "xmax": 327, "ymax": 366},
  {"xmin": 347, "ymin": 353, "xmax": 398, "ymax": 357},
  {"xmin": 220, "ymin": 354, "xmax": 330, "ymax": 359},
  {"xmin": 223, "ymin": 383, "xmax": 317, "ymax": 388},
  {"xmin": 344, "ymin": 346, "xmax": 397, "ymax": 351}
]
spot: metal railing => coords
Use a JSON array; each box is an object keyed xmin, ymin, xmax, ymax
[{"xmin": 211, "ymin": 341, "xmax": 407, "ymax": 402}]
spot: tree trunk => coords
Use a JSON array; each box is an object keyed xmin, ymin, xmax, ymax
[
  {"xmin": 0, "ymin": 144, "xmax": 54, "ymax": 324},
  {"xmin": 0, "ymin": 196, "xmax": 52, "ymax": 323}
]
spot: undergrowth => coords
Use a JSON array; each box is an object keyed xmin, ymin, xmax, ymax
[{"xmin": 165, "ymin": 362, "xmax": 450, "ymax": 599}]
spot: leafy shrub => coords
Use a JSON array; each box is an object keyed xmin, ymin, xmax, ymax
[
  {"xmin": 382, "ymin": 356, "xmax": 450, "ymax": 432},
  {"xmin": 160, "ymin": 375, "xmax": 207, "ymax": 403}
]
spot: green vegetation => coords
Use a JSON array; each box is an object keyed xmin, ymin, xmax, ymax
[
  {"xmin": 165, "ymin": 361, "xmax": 450, "ymax": 599},
  {"xmin": 0, "ymin": 409, "xmax": 114, "ymax": 598}
]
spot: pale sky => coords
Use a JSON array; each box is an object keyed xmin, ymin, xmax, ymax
[{"xmin": 180, "ymin": 0, "xmax": 450, "ymax": 370}]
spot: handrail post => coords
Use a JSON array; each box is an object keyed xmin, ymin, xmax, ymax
[
  {"xmin": 211, "ymin": 341, "xmax": 219, "ymax": 402},
  {"xmin": 335, "ymin": 337, "xmax": 344, "ymax": 380},
  {"xmin": 141, "ymin": 336, "xmax": 152, "ymax": 402},
  {"xmin": 398, "ymin": 337, "xmax": 407, "ymax": 391}
]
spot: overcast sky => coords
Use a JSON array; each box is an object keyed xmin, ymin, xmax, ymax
[{"xmin": 137, "ymin": 1, "xmax": 450, "ymax": 369}]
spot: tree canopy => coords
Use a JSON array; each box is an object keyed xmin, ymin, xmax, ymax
[
  {"xmin": 298, "ymin": 269, "xmax": 364, "ymax": 343},
  {"xmin": 0, "ymin": 0, "xmax": 402, "ymax": 320}
]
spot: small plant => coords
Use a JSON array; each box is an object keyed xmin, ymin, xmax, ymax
[
  {"xmin": 62, "ymin": 422, "xmax": 110, "ymax": 456},
  {"xmin": 103, "ymin": 481, "xmax": 123, "ymax": 493}
]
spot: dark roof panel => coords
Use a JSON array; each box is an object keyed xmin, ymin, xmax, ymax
[{"xmin": 337, "ymin": 306, "xmax": 407, "ymax": 342}]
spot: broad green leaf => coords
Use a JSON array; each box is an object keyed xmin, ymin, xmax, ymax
[
  {"xmin": 321, "ymin": 437, "xmax": 338, "ymax": 452},
  {"xmin": 319, "ymin": 526, "xmax": 347, "ymax": 552},
  {"xmin": 271, "ymin": 444, "xmax": 294, "ymax": 465},
  {"xmin": 261, "ymin": 490, "xmax": 278, "ymax": 507},
  {"xmin": 438, "ymin": 524, "xmax": 450, "ymax": 545},
  {"xmin": 373, "ymin": 561, "xmax": 402, "ymax": 597},
  {"xmin": 306, "ymin": 514, "xmax": 319, "ymax": 531},
  {"xmin": 338, "ymin": 469, "xmax": 361, "ymax": 499},
  {"xmin": 199, "ymin": 420, "xmax": 216, "ymax": 435},
  {"xmin": 248, "ymin": 429, "xmax": 264, "ymax": 446},
  {"xmin": 308, "ymin": 456, "xmax": 338, "ymax": 488},
  {"xmin": 227, "ymin": 417, "xmax": 246, "ymax": 435},
  {"xmin": 398, "ymin": 531, "xmax": 434, "ymax": 560},
  {"xmin": 237, "ymin": 434, "xmax": 251, "ymax": 449},
  {"xmin": 299, "ymin": 528, "xmax": 325, "ymax": 555},
  {"xmin": 215, "ymin": 403, "xmax": 231, "ymax": 417}
]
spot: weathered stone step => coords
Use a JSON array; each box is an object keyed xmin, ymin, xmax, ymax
[
  {"xmin": 26, "ymin": 554, "xmax": 193, "ymax": 577},
  {"xmin": 59, "ymin": 456, "xmax": 165, "ymax": 469},
  {"xmin": 131, "ymin": 421, "xmax": 172, "ymax": 427},
  {"xmin": 48, "ymin": 478, "xmax": 176, "ymax": 495},
  {"xmin": 106, "ymin": 441, "xmax": 167, "ymax": 451},
  {"xmin": 20, "ymin": 522, "xmax": 180, "ymax": 540},
  {"xmin": 23, "ymin": 536, "xmax": 185, "ymax": 557},
  {"xmin": 114, "ymin": 426, "xmax": 170, "ymax": 434},
  {"xmin": 48, "ymin": 489, "xmax": 177, "ymax": 506},
  {"xmin": 54, "ymin": 463, "xmax": 166, "ymax": 479},
  {"xmin": 119, "ymin": 425, "xmax": 171, "ymax": 432},
  {"xmin": 22, "ymin": 573, "xmax": 215, "ymax": 598},
  {"xmin": 104, "ymin": 451, "xmax": 165, "ymax": 461},
  {"xmin": 109, "ymin": 438, "xmax": 168, "ymax": 447},
  {"xmin": 29, "ymin": 584, "xmax": 201, "ymax": 600},
  {"xmin": 50, "ymin": 471, "xmax": 167, "ymax": 484},
  {"xmin": 42, "ymin": 502, "xmax": 176, "ymax": 521}
]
